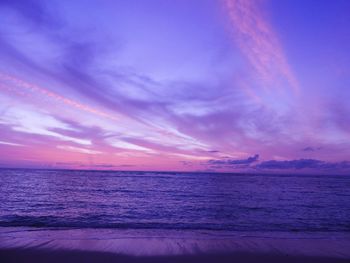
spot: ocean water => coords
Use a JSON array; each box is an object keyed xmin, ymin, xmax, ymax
[{"xmin": 0, "ymin": 169, "xmax": 350, "ymax": 232}]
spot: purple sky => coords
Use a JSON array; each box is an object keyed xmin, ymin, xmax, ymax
[{"xmin": 0, "ymin": 0, "xmax": 349, "ymax": 173}]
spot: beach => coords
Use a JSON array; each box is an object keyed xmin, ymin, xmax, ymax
[
  {"xmin": 1, "ymin": 227, "xmax": 350, "ymax": 262},
  {"xmin": 1, "ymin": 170, "xmax": 350, "ymax": 262}
]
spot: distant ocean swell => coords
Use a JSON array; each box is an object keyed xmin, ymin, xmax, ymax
[{"xmin": 1, "ymin": 169, "xmax": 350, "ymax": 233}]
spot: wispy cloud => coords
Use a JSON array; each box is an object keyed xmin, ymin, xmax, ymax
[
  {"xmin": 224, "ymin": 0, "xmax": 298, "ymax": 92},
  {"xmin": 0, "ymin": 72, "xmax": 119, "ymax": 121}
]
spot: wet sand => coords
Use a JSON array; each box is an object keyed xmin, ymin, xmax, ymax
[
  {"xmin": 1, "ymin": 228, "xmax": 350, "ymax": 262},
  {"xmin": 1, "ymin": 248, "xmax": 350, "ymax": 263}
]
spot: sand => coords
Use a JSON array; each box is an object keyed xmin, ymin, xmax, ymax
[{"xmin": 1, "ymin": 227, "xmax": 350, "ymax": 262}]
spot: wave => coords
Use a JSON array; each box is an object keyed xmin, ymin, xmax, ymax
[{"xmin": 1, "ymin": 215, "xmax": 350, "ymax": 232}]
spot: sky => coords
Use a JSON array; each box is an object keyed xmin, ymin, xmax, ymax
[{"xmin": 0, "ymin": 0, "xmax": 349, "ymax": 174}]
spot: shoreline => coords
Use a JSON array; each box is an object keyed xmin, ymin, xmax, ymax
[
  {"xmin": 1, "ymin": 227, "xmax": 350, "ymax": 262},
  {"xmin": 1, "ymin": 248, "xmax": 350, "ymax": 263}
]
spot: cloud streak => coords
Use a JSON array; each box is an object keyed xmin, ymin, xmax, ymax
[
  {"xmin": 0, "ymin": 72, "xmax": 119, "ymax": 121},
  {"xmin": 224, "ymin": 0, "xmax": 298, "ymax": 92}
]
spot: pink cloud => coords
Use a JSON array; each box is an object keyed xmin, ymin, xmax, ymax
[
  {"xmin": 224, "ymin": 0, "xmax": 299, "ymax": 92},
  {"xmin": 0, "ymin": 72, "xmax": 119, "ymax": 121}
]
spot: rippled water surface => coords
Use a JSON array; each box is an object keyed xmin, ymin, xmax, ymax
[{"xmin": 1, "ymin": 169, "xmax": 350, "ymax": 232}]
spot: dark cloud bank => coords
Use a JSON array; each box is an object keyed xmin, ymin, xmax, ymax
[
  {"xmin": 302, "ymin": 147, "xmax": 321, "ymax": 152},
  {"xmin": 208, "ymin": 154, "xmax": 259, "ymax": 166},
  {"xmin": 206, "ymin": 155, "xmax": 350, "ymax": 173}
]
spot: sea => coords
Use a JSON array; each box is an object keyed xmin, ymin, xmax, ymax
[{"xmin": 1, "ymin": 168, "xmax": 350, "ymax": 233}]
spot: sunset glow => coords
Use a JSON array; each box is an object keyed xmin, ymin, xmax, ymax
[{"xmin": 0, "ymin": 0, "xmax": 349, "ymax": 173}]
